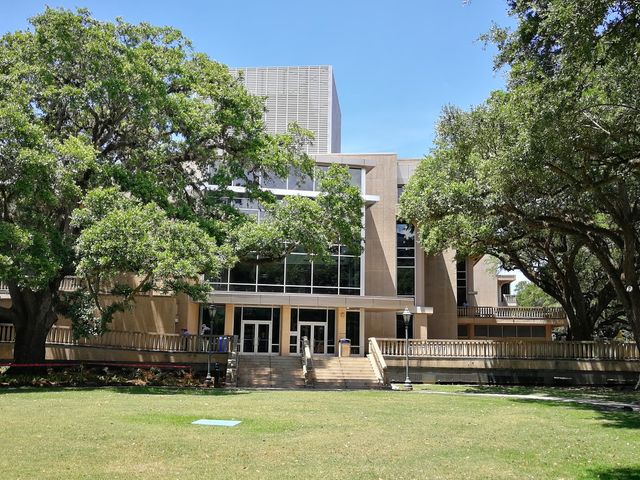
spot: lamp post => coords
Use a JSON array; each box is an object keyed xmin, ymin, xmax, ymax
[
  {"xmin": 402, "ymin": 307, "xmax": 413, "ymax": 390},
  {"xmin": 205, "ymin": 304, "xmax": 217, "ymax": 387}
]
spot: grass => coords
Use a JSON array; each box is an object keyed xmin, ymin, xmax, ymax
[{"xmin": 0, "ymin": 387, "xmax": 638, "ymax": 479}]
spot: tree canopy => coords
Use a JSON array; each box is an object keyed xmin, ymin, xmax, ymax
[
  {"xmin": 0, "ymin": 8, "xmax": 363, "ymax": 365},
  {"xmin": 400, "ymin": 0, "xmax": 640, "ymax": 343}
]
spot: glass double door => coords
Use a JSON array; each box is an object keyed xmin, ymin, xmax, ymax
[
  {"xmin": 241, "ymin": 321, "xmax": 271, "ymax": 354},
  {"xmin": 299, "ymin": 322, "xmax": 327, "ymax": 355}
]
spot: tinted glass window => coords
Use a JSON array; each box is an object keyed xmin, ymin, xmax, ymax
[
  {"xmin": 346, "ymin": 311, "xmax": 360, "ymax": 346},
  {"xmin": 230, "ymin": 263, "xmax": 256, "ymax": 284},
  {"xmin": 349, "ymin": 168, "xmax": 362, "ymax": 189},
  {"xmin": 397, "ymin": 268, "xmax": 415, "ymax": 296},
  {"xmin": 313, "ymin": 257, "xmax": 338, "ymax": 287},
  {"xmin": 286, "ymin": 255, "xmax": 311, "ymax": 286},
  {"xmin": 340, "ymin": 256, "xmax": 360, "ymax": 288},
  {"xmin": 257, "ymin": 260, "xmax": 284, "ymax": 285}
]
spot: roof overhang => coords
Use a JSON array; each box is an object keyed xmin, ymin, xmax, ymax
[{"xmin": 207, "ymin": 291, "xmax": 432, "ymax": 313}]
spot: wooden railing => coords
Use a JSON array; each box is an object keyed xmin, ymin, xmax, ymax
[
  {"xmin": 457, "ymin": 306, "xmax": 566, "ymax": 320},
  {"xmin": 0, "ymin": 323, "xmax": 234, "ymax": 354},
  {"xmin": 300, "ymin": 336, "xmax": 314, "ymax": 387},
  {"xmin": 375, "ymin": 338, "xmax": 640, "ymax": 361},
  {"xmin": 0, "ymin": 282, "xmax": 7, "ymax": 294},
  {"xmin": 368, "ymin": 337, "xmax": 388, "ymax": 385}
]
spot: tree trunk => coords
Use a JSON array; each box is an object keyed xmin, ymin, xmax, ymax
[
  {"xmin": 5, "ymin": 285, "xmax": 59, "ymax": 375},
  {"xmin": 566, "ymin": 315, "xmax": 595, "ymax": 341},
  {"xmin": 628, "ymin": 305, "xmax": 640, "ymax": 391}
]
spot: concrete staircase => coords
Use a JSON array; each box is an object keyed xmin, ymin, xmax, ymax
[
  {"xmin": 237, "ymin": 355, "xmax": 305, "ymax": 388},
  {"xmin": 310, "ymin": 356, "xmax": 381, "ymax": 389}
]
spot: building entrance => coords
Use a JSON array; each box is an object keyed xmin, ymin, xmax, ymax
[
  {"xmin": 241, "ymin": 321, "xmax": 271, "ymax": 354},
  {"xmin": 299, "ymin": 322, "xmax": 327, "ymax": 355}
]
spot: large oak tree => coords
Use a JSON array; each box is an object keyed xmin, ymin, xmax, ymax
[
  {"xmin": 0, "ymin": 9, "xmax": 363, "ymax": 369},
  {"xmin": 400, "ymin": 0, "xmax": 640, "ymax": 345}
]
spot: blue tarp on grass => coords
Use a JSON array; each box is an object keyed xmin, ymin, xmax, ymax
[{"xmin": 192, "ymin": 419, "xmax": 241, "ymax": 427}]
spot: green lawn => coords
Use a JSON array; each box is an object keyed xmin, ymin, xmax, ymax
[{"xmin": 0, "ymin": 387, "xmax": 638, "ymax": 480}]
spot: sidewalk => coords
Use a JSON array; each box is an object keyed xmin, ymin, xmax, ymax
[{"xmin": 418, "ymin": 389, "xmax": 640, "ymax": 412}]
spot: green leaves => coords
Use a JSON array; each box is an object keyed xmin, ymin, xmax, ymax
[
  {"xmin": 400, "ymin": 0, "xmax": 640, "ymax": 340},
  {"xmin": 69, "ymin": 187, "xmax": 234, "ymax": 332},
  {"xmin": 73, "ymin": 187, "xmax": 233, "ymax": 289},
  {"xmin": 0, "ymin": 8, "xmax": 363, "ymax": 342},
  {"xmin": 228, "ymin": 164, "xmax": 364, "ymax": 263}
]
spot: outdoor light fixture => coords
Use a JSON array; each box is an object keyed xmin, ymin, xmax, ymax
[
  {"xmin": 205, "ymin": 304, "xmax": 217, "ymax": 386},
  {"xmin": 402, "ymin": 307, "xmax": 413, "ymax": 390}
]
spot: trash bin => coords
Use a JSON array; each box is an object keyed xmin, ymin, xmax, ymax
[{"xmin": 339, "ymin": 338, "xmax": 351, "ymax": 357}]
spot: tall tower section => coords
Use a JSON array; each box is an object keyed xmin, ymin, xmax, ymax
[{"xmin": 230, "ymin": 65, "xmax": 341, "ymax": 154}]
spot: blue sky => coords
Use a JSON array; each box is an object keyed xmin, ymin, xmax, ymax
[{"xmin": 0, "ymin": 1, "xmax": 514, "ymax": 158}]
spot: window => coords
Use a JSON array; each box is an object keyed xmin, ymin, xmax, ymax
[
  {"xmin": 473, "ymin": 324, "xmax": 547, "ymax": 339},
  {"xmin": 396, "ymin": 314, "xmax": 414, "ymax": 339},
  {"xmin": 457, "ymin": 324, "xmax": 469, "ymax": 338},
  {"xmin": 397, "ymin": 223, "xmax": 415, "ymax": 296},
  {"xmin": 346, "ymin": 311, "xmax": 361, "ymax": 354},
  {"xmin": 456, "ymin": 259, "xmax": 467, "ymax": 307},
  {"xmin": 209, "ymin": 178, "xmax": 364, "ymax": 295},
  {"xmin": 200, "ymin": 304, "xmax": 225, "ymax": 335},
  {"xmin": 258, "ymin": 166, "xmax": 363, "ymax": 192},
  {"xmin": 212, "ymin": 249, "xmax": 361, "ymax": 295}
]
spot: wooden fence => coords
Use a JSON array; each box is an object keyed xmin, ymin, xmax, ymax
[
  {"xmin": 0, "ymin": 323, "xmax": 234, "ymax": 354},
  {"xmin": 375, "ymin": 338, "xmax": 639, "ymax": 361}
]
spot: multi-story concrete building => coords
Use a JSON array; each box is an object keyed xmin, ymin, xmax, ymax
[
  {"xmin": 0, "ymin": 65, "xmax": 565, "ymax": 359},
  {"xmin": 184, "ymin": 67, "xmax": 564, "ymax": 355}
]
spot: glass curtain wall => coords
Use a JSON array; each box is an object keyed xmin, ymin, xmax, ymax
[
  {"xmin": 396, "ymin": 223, "xmax": 415, "ymax": 296},
  {"xmin": 212, "ymin": 166, "xmax": 364, "ymax": 295}
]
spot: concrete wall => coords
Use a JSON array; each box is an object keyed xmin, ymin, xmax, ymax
[
  {"xmin": 471, "ymin": 256, "xmax": 500, "ymax": 307},
  {"xmin": 362, "ymin": 153, "xmax": 402, "ymax": 342},
  {"xmin": 0, "ymin": 293, "xmax": 199, "ymax": 336},
  {"xmin": 385, "ymin": 357, "xmax": 640, "ymax": 386},
  {"xmin": 422, "ymin": 250, "xmax": 457, "ymax": 339},
  {"xmin": 364, "ymin": 154, "xmax": 398, "ymax": 298}
]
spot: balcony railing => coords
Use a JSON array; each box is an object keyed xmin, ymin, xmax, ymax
[
  {"xmin": 502, "ymin": 294, "xmax": 517, "ymax": 306},
  {"xmin": 0, "ymin": 277, "xmax": 82, "ymax": 294},
  {"xmin": 375, "ymin": 338, "xmax": 639, "ymax": 361},
  {"xmin": 0, "ymin": 323, "xmax": 235, "ymax": 354},
  {"xmin": 458, "ymin": 306, "xmax": 565, "ymax": 320}
]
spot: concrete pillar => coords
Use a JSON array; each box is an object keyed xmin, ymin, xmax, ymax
[
  {"xmin": 224, "ymin": 304, "xmax": 234, "ymax": 336},
  {"xmin": 337, "ymin": 307, "xmax": 347, "ymax": 345},
  {"xmin": 469, "ymin": 324, "xmax": 475, "ymax": 339},
  {"xmin": 414, "ymin": 313, "xmax": 428, "ymax": 339},
  {"xmin": 176, "ymin": 293, "xmax": 196, "ymax": 334},
  {"xmin": 280, "ymin": 305, "xmax": 291, "ymax": 356},
  {"xmin": 545, "ymin": 324, "xmax": 553, "ymax": 340}
]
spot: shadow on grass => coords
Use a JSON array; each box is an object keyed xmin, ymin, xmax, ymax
[
  {"xmin": 461, "ymin": 386, "xmax": 640, "ymax": 430},
  {"xmin": 0, "ymin": 386, "xmax": 249, "ymax": 396},
  {"xmin": 585, "ymin": 466, "xmax": 640, "ymax": 479}
]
